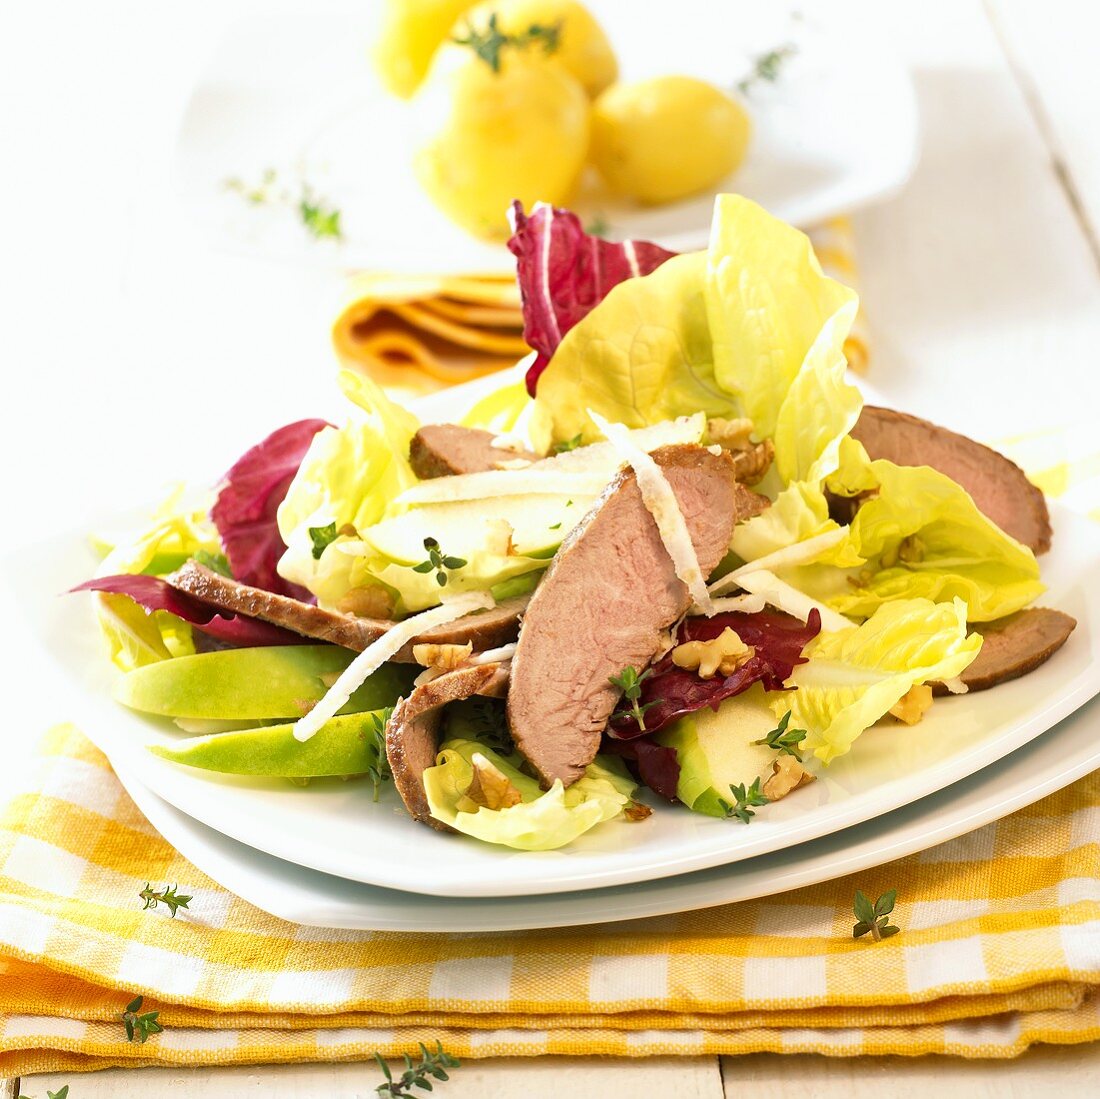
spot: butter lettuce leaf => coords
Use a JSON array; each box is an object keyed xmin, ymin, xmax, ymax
[
  {"xmin": 788, "ymin": 597, "xmax": 982, "ymax": 764},
  {"xmin": 423, "ymin": 739, "xmax": 636, "ymax": 850},
  {"xmin": 530, "ymin": 252, "xmax": 737, "ymax": 447},
  {"xmin": 706, "ymin": 194, "xmax": 859, "ymax": 442},
  {"xmin": 831, "ymin": 454, "xmax": 1044, "ymax": 622},
  {"xmin": 276, "ymin": 376, "xmax": 419, "ymax": 604}
]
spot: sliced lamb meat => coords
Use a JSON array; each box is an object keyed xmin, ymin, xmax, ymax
[
  {"xmin": 166, "ymin": 561, "xmax": 526, "ymax": 658},
  {"xmin": 934, "ymin": 607, "xmax": 1076, "ymax": 695},
  {"xmin": 386, "ymin": 662, "xmax": 510, "ymax": 829},
  {"xmin": 409, "ymin": 423, "xmax": 540, "ymax": 479},
  {"xmin": 507, "ymin": 444, "xmax": 768, "ymax": 788},
  {"xmin": 851, "ymin": 406, "xmax": 1052, "ymax": 554}
]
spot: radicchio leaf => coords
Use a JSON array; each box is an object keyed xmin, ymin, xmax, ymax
[
  {"xmin": 609, "ymin": 609, "xmax": 822, "ymax": 739},
  {"xmin": 211, "ymin": 419, "xmax": 330, "ymax": 598},
  {"xmin": 606, "ymin": 736, "xmax": 682, "ymax": 802},
  {"xmin": 507, "ymin": 201, "xmax": 677, "ymax": 396},
  {"xmin": 72, "ymin": 574, "xmax": 304, "ymax": 648}
]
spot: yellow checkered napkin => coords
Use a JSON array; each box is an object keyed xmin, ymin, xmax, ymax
[{"xmin": 1, "ymin": 725, "xmax": 1099, "ymax": 1076}]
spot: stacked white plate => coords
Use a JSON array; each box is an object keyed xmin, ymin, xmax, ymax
[{"xmin": 14, "ymin": 369, "xmax": 1100, "ymax": 933}]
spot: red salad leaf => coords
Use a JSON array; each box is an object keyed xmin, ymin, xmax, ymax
[
  {"xmin": 609, "ymin": 609, "xmax": 822, "ymax": 739},
  {"xmin": 507, "ymin": 201, "xmax": 677, "ymax": 396},
  {"xmin": 606, "ymin": 736, "xmax": 682, "ymax": 802},
  {"xmin": 211, "ymin": 420, "xmax": 330, "ymax": 599},
  {"xmin": 72, "ymin": 574, "xmax": 304, "ymax": 648}
]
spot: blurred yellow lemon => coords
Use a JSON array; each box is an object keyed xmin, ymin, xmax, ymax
[
  {"xmin": 414, "ymin": 22, "xmax": 590, "ymax": 238},
  {"xmin": 373, "ymin": 0, "xmax": 479, "ymax": 98},
  {"xmin": 465, "ymin": 0, "xmax": 618, "ymax": 98},
  {"xmin": 591, "ymin": 76, "xmax": 751, "ymax": 204}
]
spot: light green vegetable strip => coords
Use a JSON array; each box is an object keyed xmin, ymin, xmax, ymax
[
  {"xmin": 115, "ymin": 646, "xmax": 414, "ymax": 720},
  {"xmin": 786, "ymin": 597, "xmax": 983, "ymax": 764},
  {"xmin": 423, "ymin": 739, "xmax": 636, "ymax": 851},
  {"xmin": 705, "ymin": 194, "xmax": 859, "ymax": 441},
  {"xmin": 149, "ymin": 710, "xmax": 389, "ymax": 777}
]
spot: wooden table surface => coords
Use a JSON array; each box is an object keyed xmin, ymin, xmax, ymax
[{"xmin": 4, "ymin": 0, "xmax": 1100, "ymax": 1094}]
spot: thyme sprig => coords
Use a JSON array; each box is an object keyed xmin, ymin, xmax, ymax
[
  {"xmin": 737, "ymin": 43, "xmax": 798, "ymax": 94},
  {"xmin": 365, "ymin": 708, "xmax": 394, "ymax": 801},
  {"xmin": 224, "ymin": 169, "xmax": 344, "ymax": 241},
  {"xmin": 375, "ymin": 1040, "xmax": 461, "ymax": 1097},
  {"xmin": 609, "ymin": 665, "xmax": 660, "ymax": 731},
  {"xmin": 411, "ymin": 537, "xmax": 467, "ymax": 587},
  {"xmin": 718, "ymin": 777, "xmax": 769, "ymax": 823},
  {"xmin": 453, "ymin": 12, "xmax": 561, "ymax": 73},
  {"xmin": 120, "ymin": 995, "xmax": 163, "ymax": 1044},
  {"xmin": 752, "ymin": 711, "xmax": 807, "ymax": 761},
  {"xmin": 138, "ymin": 882, "xmax": 192, "ymax": 918},
  {"xmin": 853, "ymin": 889, "xmax": 900, "ymax": 942}
]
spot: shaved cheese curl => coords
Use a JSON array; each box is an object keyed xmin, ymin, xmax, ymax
[
  {"xmin": 588, "ymin": 409, "xmax": 715, "ymax": 615},
  {"xmin": 292, "ymin": 591, "xmax": 496, "ymax": 742}
]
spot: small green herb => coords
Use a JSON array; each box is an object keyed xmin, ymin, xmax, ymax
[
  {"xmin": 375, "ymin": 1040, "xmax": 461, "ymax": 1097},
  {"xmin": 853, "ymin": 889, "xmax": 900, "ymax": 942},
  {"xmin": 718, "ymin": 777, "xmax": 769, "ymax": 823},
  {"xmin": 585, "ymin": 215, "xmax": 611, "ymax": 238},
  {"xmin": 191, "ymin": 549, "xmax": 232, "ymax": 577},
  {"xmin": 553, "ymin": 432, "xmax": 584, "ymax": 454},
  {"xmin": 609, "ymin": 665, "xmax": 660, "ymax": 731},
  {"xmin": 364, "ymin": 708, "xmax": 394, "ymax": 801},
  {"xmin": 17, "ymin": 1088, "xmax": 69, "ymax": 1099},
  {"xmin": 139, "ymin": 882, "xmax": 192, "ymax": 918},
  {"xmin": 224, "ymin": 166, "xmax": 278, "ymax": 204},
  {"xmin": 738, "ymin": 43, "xmax": 797, "ymax": 94},
  {"xmin": 411, "ymin": 537, "xmax": 467, "ymax": 587},
  {"xmin": 752, "ymin": 711, "xmax": 807, "ymax": 761},
  {"xmin": 299, "ymin": 189, "xmax": 344, "ymax": 240},
  {"xmin": 465, "ymin": 697, "xmax": 514, "ymax": 756},
  {"xmin": 308, "ymin": 521, "xmax": 340, "ymax": 560},
  {"xmin": 121, "ymin": 995, "xmax": 163, "ymax": 1044},
  {"xmin": 548, "ymin": 522, "xmax": 562, "ymax": 531},
  {"xmin": 453, "ymin": 12, "xmax": 561, "ymax": 73}
]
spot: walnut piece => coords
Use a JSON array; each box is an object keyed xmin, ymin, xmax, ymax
[
  {"xmin": 762, "ymin": 755, "xmax": 815, "ymax": 801},
  {"xmin": 889, "ymin": 684, "xmax": 934, "ymax": 725},
  {"xmin": 623, "ymin": 799, "xmax": 653, "ymax": 822},
  {"xmin": 672, "ymin": 627, "xmax": 756, "ymax": 679},
  {"xmin": 707, "ymin": 417, "xmax": 755, "ymax": 451},
  {"xmin": 457, "ymin": 753, "xmax": 523, "ymax": 812},
  {"xmin": 729, "ymin": 439, "xmax": 775, "ymax": 486},
  {"xmin": 411, "ymin": 641, "xmax": 473, "ymax": 671},
  {"xmin": 336, "ymin": 584, "xmax": 395, "ymax": 619}
]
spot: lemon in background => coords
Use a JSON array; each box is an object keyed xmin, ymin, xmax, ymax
[
  {"xmin": 373, "ymin": 0, "xmax": 479, "ymax": 98},
  {"xmin": 414, "ymin": 17, "xmax": 590, "ymax": 238},
  {"xmin": 591, "ymin": 75, "xmax": 751, "ymax": 204}
]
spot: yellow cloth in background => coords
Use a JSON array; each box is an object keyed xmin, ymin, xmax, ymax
[
  {"xmin": 0, "ymin": 724, "xmax": 1098, "ymax": 1076},
  {"xmin": 332, "ymin": 219, "xmax": 870, "ymax": 395}
]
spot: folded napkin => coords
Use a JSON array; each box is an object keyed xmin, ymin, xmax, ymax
[
  {"xmin": 1, "ymin": 723, "xmax": 1098, "ymax": 1076},
  {"xmin": 332, "ymin": 219, "xmax": 871, "ymax": 395}
]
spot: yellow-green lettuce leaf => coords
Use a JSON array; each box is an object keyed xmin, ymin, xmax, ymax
[
  {"xmin": 422, "ymin": 739, "xmax": 636, "ymax": 850},
  {"xmin": 788, "ymin": 597, "xmax": 982, "ymax": 764}
]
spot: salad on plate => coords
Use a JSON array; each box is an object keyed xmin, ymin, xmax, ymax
[{"xmin": 75, "ymin": 195, "xmax": 1075, "ymax": 852}]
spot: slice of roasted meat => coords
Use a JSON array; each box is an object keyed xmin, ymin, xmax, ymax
[
  {"xmin": 409, "ymin": 423, "xmax": 539, "ymax": 479},
  {"xmin": 386, "ymin": 662, "xmax": 510, "ymax": 830},
  {"xmin": 934, "ymin": 607, "xmax": 1076, "ymax": 695},
  {"xmin": 167, "ymin": 562, "xmax": 526, "ymax": 659},
  {"xmin": 506, "ymin": 444, "xmax": 768, "ymax": 788},
  {"xmin": 851, "ymin": 406, "xmax": 1052, "ymax": 554}
]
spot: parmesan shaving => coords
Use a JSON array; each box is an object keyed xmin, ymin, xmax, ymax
[
  {"xmin": 709, "ymin": 528, "xmax": 849, "ymax": 596},
  {"xmin": 292, "ymin": 591, "xmax": 496, "ymax": 742},
  {"xmin": 735, "ymin": 569, "xmax": 853, "ymax": 633},
  {"xmin": 468, "ymin": 643, "xmax": 517, "ymax": 665},
  {"xmin": 396, "ymin": 470, "xmax": 609, "ymax": 505},
  {"xmin": 699, "ymin": 593, "xmax": 768, "ymax": 615},
  {"xmin": 588, "ymin": 409, "xmax": 715, "ymax": 615},
  {"xmin": 940, "ymin": 676, "xmax": 969, "ymax": 695}
]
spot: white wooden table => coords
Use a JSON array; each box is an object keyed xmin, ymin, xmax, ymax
[{"xmin": 3, "ymin": 0, "xmax": 1100, "ymax": 1094}]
